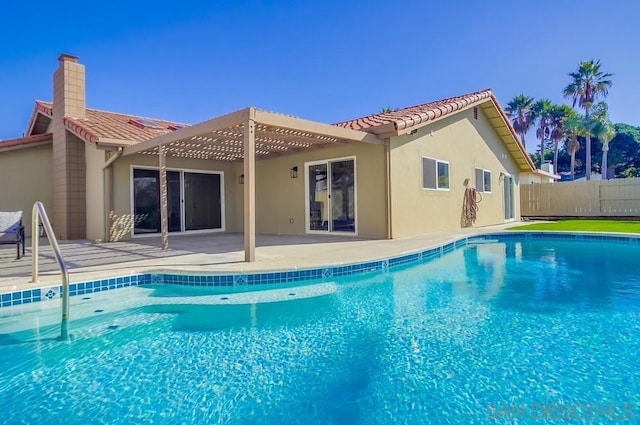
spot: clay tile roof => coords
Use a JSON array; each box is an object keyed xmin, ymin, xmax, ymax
[
  {"xmin": 35, "ymin": 101, "xmax": 189, "ymax": 144},
  {"xmin": 0, "ymin": 133, "xmax": 52, "ymax": 150},
  {"xmin": 334, "ymin": 89, "xmax": 493, "ymax": 132}
]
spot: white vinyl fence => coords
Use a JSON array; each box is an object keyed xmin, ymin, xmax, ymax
[{"xmin": 521, "ymin": 178, "xmax": 640, "ymax": 217}]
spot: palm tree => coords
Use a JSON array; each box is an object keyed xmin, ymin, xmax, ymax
[
  {"xmin": 533, "ymin": 99, "xmax": 554, "ymax": 168},
  {"xmin": 505, "ymin": 94, "xmax": 535, "ymax": 149},
  {"xmin": 563, "ymin": 60, "xmax": 613, "ymax": 180},
  {"xmin": 591, "ymin": 102, "xmax": 616, "ymax": 179},
  {"xmin": 562, "ymin": 113, "xmax": 584, "ymax": 180},
  {"xmin": 598, "ymin": 124, "xmax": 616, "ymax": 179},
  {"xmin": 549, "ymin": 104, "xmax": 574, "ymax": 172}
]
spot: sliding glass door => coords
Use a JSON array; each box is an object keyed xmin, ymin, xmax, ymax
[
  {"xmin": 307, "ymin": 164, "xmax": 329, "ymax": 231},
  {"xmin": 184, "ymin": 172, "xmax": 222, "ymax": 230},
  {"xmin": 132, "ymin": 168, "xmax": 224, "ymax": 235},
  {"xmin": 306, "ymin": 158, "xmax": 356, "ymax": 234},
  {"xmin": 503, "ymin": 174, "xmax": 515, "ymax": 220}
]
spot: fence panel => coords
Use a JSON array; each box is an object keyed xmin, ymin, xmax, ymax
[{"xmin": 521, "ymin": 178, "xmax": 640, "ymax": 217}]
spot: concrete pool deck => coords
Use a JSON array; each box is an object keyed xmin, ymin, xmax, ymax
[{"xmin": 0, "ymin": 223, "xmax": 524, "ymax": 293}]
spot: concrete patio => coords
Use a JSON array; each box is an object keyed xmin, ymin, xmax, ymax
[{"xmin": 0, "ymin": 223, "xmax": 522, "ymax": 292}]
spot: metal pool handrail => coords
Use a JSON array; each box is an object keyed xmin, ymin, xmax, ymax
[{"xmin": 31, "ymin": 201, "xmax": 70, "ymax": 341}]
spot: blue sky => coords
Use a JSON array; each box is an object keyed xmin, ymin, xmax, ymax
[{"xmin": 1, "ymin": 0, "xmax": 638, "ymax": 152}]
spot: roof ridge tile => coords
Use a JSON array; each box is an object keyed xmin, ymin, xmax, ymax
[{"xmin": 333, "ymin": 88, "xmax": 493, "ymax": 131}]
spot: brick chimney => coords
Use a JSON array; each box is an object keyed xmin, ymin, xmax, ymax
[
  {"xmin": 52, "ymin": 54, "xmax": 87, "ymax": 240},
  {"xmin": 53, "ymin": 54, "xmax": 86, "ymax": 119}
]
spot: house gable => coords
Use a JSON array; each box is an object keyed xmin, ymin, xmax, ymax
[
  {"xmin": 387, "ymin": 106, "xmax": 522, "ymax": 238},
  {"xmin": 336, "ymin": 89, "xmax": 535, "ymax": 173}
]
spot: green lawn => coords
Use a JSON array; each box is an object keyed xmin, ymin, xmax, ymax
[{"xmin": 508, "ymin": 219, "xmax": 640, "ymax": 233}]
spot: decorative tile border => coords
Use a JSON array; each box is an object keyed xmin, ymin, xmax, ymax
[{"xmin": 2, "ymin": 232, "xmax": 639, "ymax": 310}]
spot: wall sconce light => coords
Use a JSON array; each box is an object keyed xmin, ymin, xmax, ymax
[
  {"xmin": 290, "ymin": 166, "xmax": 298, "ymax": 179},
  {"xmin": 239, "ymin": 174, "xmax": 244, "ymax": 184}
]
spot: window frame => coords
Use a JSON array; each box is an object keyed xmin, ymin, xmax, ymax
[
  {"xmin": 422, "ymin": 156, "xmax": 450, "ymax": 191},
  {"xmin": 475, "ymin": 167, "xmax": 492, "ymax": 193}
]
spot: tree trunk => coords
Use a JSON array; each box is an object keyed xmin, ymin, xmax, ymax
[
  {"xmin": 570, "ymin": 152, "xmax": 576, "ymax": 180},
  {"xmin": 553, "ymin": 140, "xmax": 559, "ymax": 174},
  {"xmin": 585, "ymin": 105, "xmax": 591, "ymax": 180},
  {"xmin": 602, "ymin": 142, "xmax": 609, "ymax": 180},
  {"xmin": 585, "ymin": 134, "xmax": 592, "ymax": 180},
  {"xmin": 539, "ymin": 134, "xmax": 544, "ymax": 168},
  {"xmin": 519, "ymin": 131, "xmax": 526, "ymax": 149}
]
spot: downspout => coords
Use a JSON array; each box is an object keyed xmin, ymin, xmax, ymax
[
  {"xmin": 384, "ymin": 138, "xmax": 393, "ymax": 239},
  {"xmin": 102, "ymin": 147, "xmax": 123, "ymax": 242}
]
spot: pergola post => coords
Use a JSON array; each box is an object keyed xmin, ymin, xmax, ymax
[
  {"xmin": 243, "ymin": 112, "xmax": 256, "ymax": 262},
  {"xmin": 158, "ymin": 144, "xmax": 169, "ymax": 251}
]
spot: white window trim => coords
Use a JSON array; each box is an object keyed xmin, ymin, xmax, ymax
[
  {"xmin": 475, "ymin": 167, "xmax": 492, "ymax": 194},
  {"xmin": 129, "ymin": 165, "xmax": 226, "ymax": 238},
  {"xmin": 422, "ymin": 156, "xmax": 450, "ymax": 191}
]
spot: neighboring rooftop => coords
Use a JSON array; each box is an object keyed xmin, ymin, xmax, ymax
[{"xmin": 0, "ymin": 133, "xmax": 52, "ymax": 151}]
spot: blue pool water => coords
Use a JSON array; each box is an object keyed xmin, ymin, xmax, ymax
[{"xmin": 1, "ymin": 237, "xmax": 640, "ymax": 424}]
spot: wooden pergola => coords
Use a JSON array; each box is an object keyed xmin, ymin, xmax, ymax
[{"xmin": 122, "ymin": 107, "xmax": 383, "ymax": 262}]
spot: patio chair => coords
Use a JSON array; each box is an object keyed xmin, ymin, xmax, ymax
[{"xmin": 0, "ymin": 211, "xmax": 25, "ymax": 259}]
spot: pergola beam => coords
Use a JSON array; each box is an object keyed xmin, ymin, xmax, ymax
[
  {"xmin": 119, "ymin": 106, "xmax": 383, "ymax": 262},
  {"xmin": 122, "ymin": 108, "xmax": 250, "ymax": 157},
  {"xmin": 254, "ymin": 109, "xmax": 384, "ymax": 144}
]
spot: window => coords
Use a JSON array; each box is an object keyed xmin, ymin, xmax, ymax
[
  {"xmin": 475, "ymin": 168, "xmax": 492, "ymax": 193},
  {"xmin": 422, "ymin": 157, "xmax": 450, "ymax": 190}
]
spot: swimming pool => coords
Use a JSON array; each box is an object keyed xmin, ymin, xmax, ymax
[{"xmin": 1, "ymin": 234, "xmax": 639, "ymax": 423}]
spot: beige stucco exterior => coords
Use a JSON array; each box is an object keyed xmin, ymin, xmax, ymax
[
  {"xmin": 108, "ymin": 142, "xmax": 387, "ymax": 240},
  {"xmin": 85, "ymin": 145, "xmax": 107, "ymax": 241},
  {"xmin": 388, "ymin": 105, "xmax": 520, "ymax": 238},
  {"xmin": 1, "ymin": 55, "xmax": 533, "ymax": 250},
  {"xmin": 0, "ymin": 143, "xmax": 53, "ymax": 237},
  {"xmin": 111, "ymin": 154, "xmax": 240, "ymax": 238},
  {"xmin": 0, "ymin": 105, "xmax": 523, "ymax": 243},
  {"xmin": 252, "ymin": 143, "xmax": 386, "ymax": 238}
]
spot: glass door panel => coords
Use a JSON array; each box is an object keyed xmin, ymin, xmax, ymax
[
  {"xmin": 133, "ymin": 169, "xmax": 181, "ymax": 234},
  {"xmin": 184, "ymin": 172, "xmax": 222, "ymax": 230},
  {"xmin": 330, "ymin": 160, "xmax": 355, "ymax": 233},
  {"xmin": 308, "ymin": 164, "xmax": 329, "ymax": 231},
  {"xmin": 133, "ymin": 169, "xmax": 160, "ymax": 234},
  {"xmin": 503, "ymin": 175, "xmax": 515, "ymax": 220},
  {"xmin": 167, "ymin": 171, "xmax": 181, "ymax": 232}
]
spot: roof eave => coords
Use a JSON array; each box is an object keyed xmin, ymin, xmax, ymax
[
  {"xmin": 25, "ymin": 101, "xmax": 53, "ymax": 136},
  {"xmin": 0, "ymin": 134, "xmax": 53, "ymax": 153},
  {"xmin": 392, "ymin": 102, "xmax": 482, "ymax": 136},
  {"xmin": 531, "ymin": 169, "xmax": 561, "ymax": 179},
  {"xmin": 480, "ymin": 97, "xmax": 536, "ymax": 173}
]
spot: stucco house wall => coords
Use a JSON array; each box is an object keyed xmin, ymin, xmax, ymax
[
  {"xmin": 251, "ymin": 142, "xmax": 386, "ymax": 238},
  {"xmin": 111, "ymin": 154, "xmax": 240, "ymax": 239},
  {"xmin": 0, "ymin": 143, "xmax": 53, "ymax": 237},
  {"xmin": 389, "ymin": 107, "xmax": 520, "ymax": 238},
  {"xmin": 1, "ymin": 56, "xmax": 533, "ymax": 244},
  {"xmin": 108, "ymin": 141, "xmax": 386, "ymax": 241}
]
